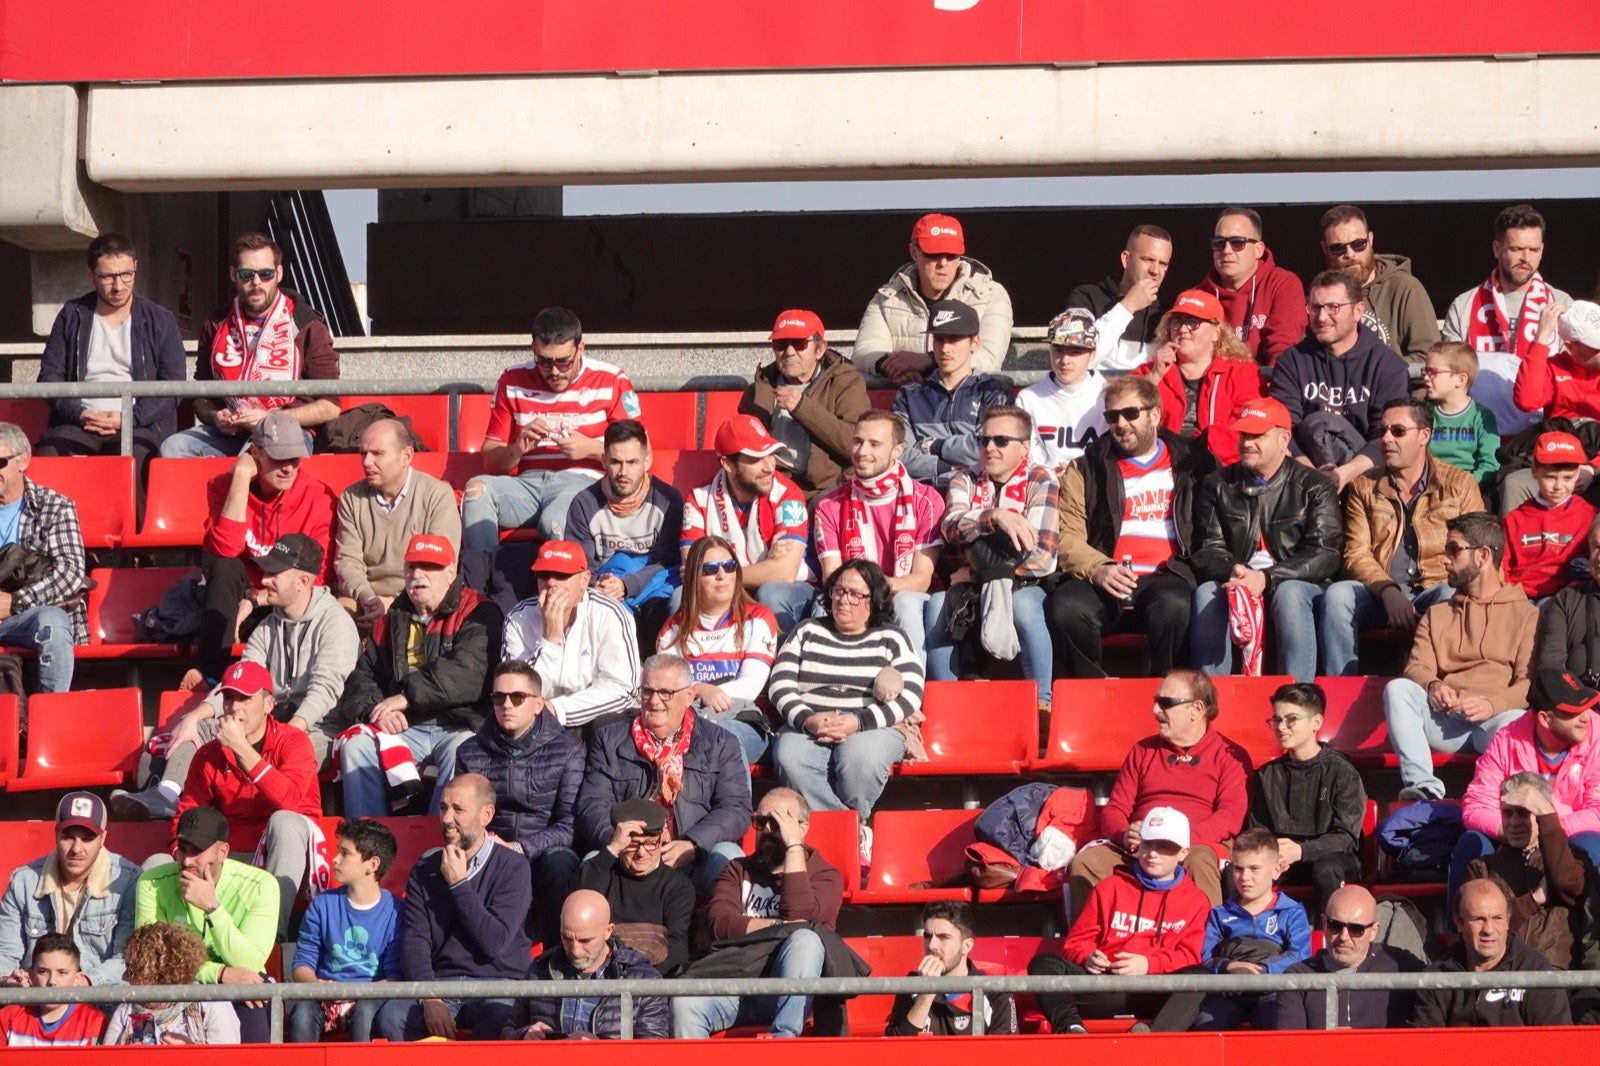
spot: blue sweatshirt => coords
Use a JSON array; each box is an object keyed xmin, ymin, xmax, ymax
[
  {"xmin": 292, "ymin": 886, "xmax": 403, "ymax": 981},
  {"xmin": 1201, "ymin": 890, "xmax": 1311, "ymax": 974}
]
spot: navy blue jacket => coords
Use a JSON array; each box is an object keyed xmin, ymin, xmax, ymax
[
  {"xmin": 892, "ymin": 370, "xmax": 1014, "ymax": 487},
  {"xmin": 504, "ymin": 940, "xmax": 668, "ymax": 1039},
  {"xmin": 399, "ymin": 840, "xmax": 533, "ymax": 981},
  {"xmin": 575, "ymin": 713, "xmax": 751, "ymax": 855},
  {"xmin": 455, "ymin": 710, "xmax": 584, "ymax": 858},
  {"xmin": 39, "ymin": 292, "xmax": 187, "ymax": 437}
]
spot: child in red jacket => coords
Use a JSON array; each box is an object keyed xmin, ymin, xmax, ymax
[
  {"xmin": 1027, "ymin": 807, "xmax": 1210, "ymax": 1033},
  {"xmin": 1502, "ymin": 431, "xmax": 1595, "ymax": 602}
]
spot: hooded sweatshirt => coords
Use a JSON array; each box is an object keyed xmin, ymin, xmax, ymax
[
  {"xmin": 219, "ymin": 585, "xmax": 361, "ymax": 735},
  {"xmin": 203, "ymin": 468, "xmax": 337, "ymax": 588},
  {"xmin": 1360, "ymin": 254, "xmax": 1442, "ymax": 364},
  {"xmin": 1200, "ymin": 245, "xmax": 1307, "ymax": 366},
  {"xmin": 1269, "ymin": 324, "xmax": 1412, "ymax": 467},
  {"xmin": 1062, "ymin": 864, "xmax": 1209, "ymax": 973},
  {"xmin": 1410, "ymin": 935, "xmax": 1570, "ymax": 1027},
  {"xmin": 1402, "ymin": 582, "xmax": 1539, "ymax": 714},
  {"xmin": 1462, "ymin": 709, "xmax": 1600, "ymax": 840}
]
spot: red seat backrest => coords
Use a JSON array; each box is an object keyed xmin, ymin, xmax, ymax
[
  {"xmin": 27, "ymin": 456, "xmax": 135, "ymax": 549},
  {"xmin": 88, "ymin": 567, "xmax": 199, "ymax": 645}
]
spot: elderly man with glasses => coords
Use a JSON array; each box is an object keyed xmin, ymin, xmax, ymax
[
  {"xmin": 576, "ymin": 798, "xmax": 695, "ymax": 976},
  {"xmin": 1274, "ymin": 885, "xmax": 1424, "ymax": 1029},
  {"xmin": 1382, "ymin": 511, "xmax": 1536, "ymax": 802},
  {"xmin": 1049, "ymin": 374, "xmax": 1216, "ymax": 679},
  {"xmin": 575, "ymin": 652, "xmax": 751, "ymax": 897},
  {"xmin": 1319, "ymin": 399, "xmax": 1485, "ymax": 678}
]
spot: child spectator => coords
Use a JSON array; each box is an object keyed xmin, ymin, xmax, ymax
[
  {"xmin": 1502, "ymin": 431, "xmax": 1595, "ymax": 601},
  {"xmin": 287, "ymin": 818, "xmax": 402, "ymax": 1043},
  {"xmin": 102, "ymin": 923, "xmax": 239, "ymax": 1045},
  {"xmin": 1027, "ymin": 807, "xmax": 1210, "ymax": 1033},
  {"xmin": 1142, "ymin": 829, "xmax": 1311, "ymax": 1031},
  {"xmin": 0, "ymin": 934, "xmax": 104, "ymax": 1046},
  {"xmin": 1425, "ymin": 341, "xmax": 1500, "ymax": 484}
]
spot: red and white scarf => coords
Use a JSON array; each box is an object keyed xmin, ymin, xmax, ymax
[
  {"xmin": 209, "ymin": 292, "xmax": 302, "ymax": 412},
  {"xmin": 970, "ymin": 461, "xmax": 1031, "ymax": 516},
  {"xmin": 704, "ymin": 470, "xmax": 785, "ymax": 566},
  {"xmin": 631, "ymin": 712, "xmax": 695, "ymax": 835},
  {"xmin": 841, "ymin": 462, "xmax": 920, "ymax": 578},
  {"xmin": 1464, "ymin": 270, "xmax": 1556, "ymax": 358},
  {"xmin": 1226, "ymin": 584, "xmax": 1265, "ymax": 677},
  {"xmin": 330, "ymin": 723, "xmax": 422, "ymax": 810}
]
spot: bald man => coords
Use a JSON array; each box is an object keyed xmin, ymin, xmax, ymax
[
  {"xmin": 374, "ymin": 774, "xmax": 532, "ymax": 1042},
  {"xmin": 1276, "ymin": 885, "xmax": 1423, "ymax": 1029},
  {"xmin": 503, "ymin": 889, "xmax": 668, "ymax": 1039},
  {"xmin": 334, "ymin": 417, "xmax": 461, "ymax": 627}
]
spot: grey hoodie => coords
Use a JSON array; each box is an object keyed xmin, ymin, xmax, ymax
[{"xmin": 210, "ymin": 585, "xmax": 360, "ymax": 733}]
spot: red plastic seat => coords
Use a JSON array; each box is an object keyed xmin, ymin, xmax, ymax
[
  {"xmin": 157, "ymin": 689, "xmax": 209, "ymax": 730},
  {"xmin": 341, "ymin": 394, "xmax": 451, "ymax": 453},
  {"xmin": 843, "ymin": 936, "xmax": 926, "ymax": 1032},
  {"xmin": 0, "ymin": 694, "xmax": 17, "ymax": 789},
  {"xmin": 1314, "ymin": 674, "xmax": 1475, "ymax": 770},
  {"xmin": 655, "ymin": 449, "xmax": 721, "ymax": 496},
  {"xmin": 0, "ymin": 822, "xmax": 58, "ymax": 881},
  {"xmin": 11, "ymin": 687, "xmax": 144, "ymax": 792},
  {"xmin": 130, "ymin": 457, "xmax": 232, "ymax": 548},
  {"xmin": 856, "ymin": 809, "xmax": 979, "ymax": 905},
  {"xmin": 738, "ymin": 809, "xmax": 860, "ymax": 902},
  {"xmin": 111, "ymin": 820, "xmax": 180, "ymax": 867},
  {"xmin": 374, "ymin": 815, "xmax": 444, "ymax": 898},
  {"xmin": 456, "ymin": 394, "xmax": 493, "ymax": 453},
  {"xmin": 900, "ymin": 680, "xmax": 1038, "ymax": 777},
  {"xmin": 298, "ymin": 454, "xmax": 365, "ymax": 496},
  {"xmin": 700, "ymin": 393, "xmax": 744, "ymax": 449},
  {"xmin": 82, "ymin": 566, "xmax": 197, "ymax": 658},
  {"xmin": 867, "ymin": 389, "xmax": 895, "ymax": 411},
  {"xmin": 0, "ymin": 400, "xmax": 51, "ymax": 444},
  {"xmin": 637, "ymin": 392, "xmax": 701, "ymax": 450},
  {"xmin": 26, "ymin": 456, "xmax": 136, "ymax": 549}
]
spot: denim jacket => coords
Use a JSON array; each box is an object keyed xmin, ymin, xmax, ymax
[{"xmin": 0, "ymin": 849, "xmax": 141, "ymax": 984}]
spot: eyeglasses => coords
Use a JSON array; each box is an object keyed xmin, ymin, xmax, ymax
[
  {"xmin": 1324, "ymin": 918, "xmax": 1376, "ymax": 938},
  {"xmin": 1378, "ymin": 423, "xmax": 1417, "ymax": 438},
  {"xmin": 490, "ymin": 691, "xmax": 537, "ymax": 707},
  {"xmin": 640, "ymin": 685, "xmax": 690, "ymax": 702},
  {"xmin": 1420, "ymin": 366, "xmax": 1460, "ymax": 378},
  {"xmin": 752, "ymin": 815, "xmax": 780, "ymax": 831},
  {"xmin": 700, "ymin": 559, "xmax": 738, "ymax": 576},
  {"xmin": 830, "ymin": 585, "xmax": 871, "ymax": 604},
  {"xmin": 771, "ymin": 339, "xmax": 813, "ymax": 353},
  {"xmin": 1168, "ymin": 316, "xmax": 1212, "ymax": 334},
  {"xmin": 1210, "ymin": 236, "xmax": 1261, "ymax": 252},
  {"xmin": 1104, "ymin": 405, "xmax": 1152, "ymax": 424},
  {"xmin": 623, "ymin": 836, "xmax": 663, "ymax": 851},
  {"xmin": 94, "ymin": 270, "xmax": 137, "ymax": 283},
  {"xmin": 1307, "ymin": 301, "xmax": 1356, "ymax": 317},
  {"xmin": 1266, "ymin": 713, "xmax": 1312, "ymax": 728},
  {"xmin": 1154, "ymin": 695, "xmax": 1195, "ymax": 710},
  {"xmin": 976, "ymin": 434, "xmax": 1027, "ymax": 449},
  {"xmin": 235, "ymin": 268, "xmax": 277, "ymax": 283},
  {"xmin": 534, "ymin": 353, "xmax": 579, "ymax": 371},
  {"xmin": 1441, "ymin": 541, "xmax": 1480, "ymax": 558},
  {"xmin": 1326, "ymin": 237, "xmax": 1371, "ymax": 256}
]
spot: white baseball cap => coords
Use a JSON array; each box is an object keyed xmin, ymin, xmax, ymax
[{"xmin": 1138, "ymin": 806, "xmax": 1191, "ymax": 849}]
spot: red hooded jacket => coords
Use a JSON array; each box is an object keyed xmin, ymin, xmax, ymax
[
  {"xmin": 174, "ymin": 715, "xmax": 322, "ymax": 844},
  {"xmin": 1135, "ymin": 357, "xmax": 1263, "ymax": 465},
  {"xmin": 203, "ymin": 469, "xmax": 337, "ymax": 588},
  {"xmin": 1062, "ymin": 864, "xmax": 1210, "ymax": 973},
  {"xmin": 1201, "ymin": 246, "xmax": 1308, "ymax": 367},
  {"xmin": 1502, "ymin": 495, "xmax": 1596, "ymax": 600}
]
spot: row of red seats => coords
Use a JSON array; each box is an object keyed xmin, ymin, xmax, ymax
[{"xmin": 0, "ymin": 677, "xmax": 1461, "ymax": 792}]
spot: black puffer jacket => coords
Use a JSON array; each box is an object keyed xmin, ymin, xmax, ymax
[
  {"xmin": 455, "ymin": 709, "xmax": 584, "ymax": 857},
  {"xmin": 1190, "ymin": 458, "xmax": 1343, "ymax": 587}
]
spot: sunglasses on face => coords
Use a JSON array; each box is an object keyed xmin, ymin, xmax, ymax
[
  {"xmin": 977, "ymin": 434, "xmax": 1027, "ymax": 449},
  {"xmin": 1104, "ymin": 405, "xmax": 1151, "ymax": 424},
  {"xmin": 772, "ymin": 339, "xmax": 812, "ymax": 353},
  {"xmin": 0, "ymin": 454, "xmax": 14, "ymax": 470},
  {"xmin": 700, "ymin": 560, "xmax": 738, "ymax": 576},
  {"xmin": 1210, "ymin": 236, "xmax": 1260, "ymax": 252},
  {"xmin": 490, "ymin": 691, "xmax": 537, "ymax": 707},
  {"xmin": 1169, "ymin": 316, "xmax": 1212, "ymax": 334},
  {"xmin": 235, "ymin": 268, "xmax": 277, "ymax": 283},
  {"xmin": 1378, "ymin": 423, "xmax": 1417, "ymax": 438},
  {"xmin": 624, "ymin": 836, "xmax": 663, "ymax": 851},
  {"xmin": 1326, "ymin": 237, "xmax": 1371, "ymax": 256},
  {"xmin": 1324, "ymin": 918, "xmax": 1376, "ymax": 938},
  {"xmin": 752, "ymin": 814, "xmax": 781, "ymax": 831},
  {"xmin": 1154, "ymin": 695, "xmax": 1195, "ymax": 710},
  {"xmin": 534, "ymin": 354, "xmax": 578, "ymax": 371},
  {"xmin": 1441, "ymin": 541, "xmax": 1480, "ymax": 558}
]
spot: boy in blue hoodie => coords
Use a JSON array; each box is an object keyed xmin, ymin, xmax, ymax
[{"xmin": 1143, "ymin": 828, "xmax": 1311, "ymax": 1031}]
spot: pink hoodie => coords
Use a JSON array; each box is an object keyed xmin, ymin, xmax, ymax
[{"xmin": 1461, "ymin": 709, "xmax": 1600, "ymax": 839}]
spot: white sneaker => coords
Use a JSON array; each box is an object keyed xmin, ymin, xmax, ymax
[{"xmin": 858, "ymin": 824, "xmax": 874, "ymax": 869}]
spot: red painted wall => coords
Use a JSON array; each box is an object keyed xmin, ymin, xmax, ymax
[{"xmin": 3, "ymin": 1, "xmax": 1599, "ymax": 83}]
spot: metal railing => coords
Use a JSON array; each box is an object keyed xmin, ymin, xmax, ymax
[
  {"xmin": 266, "ymin": 191, "xmax": 366, "ymax": 338},
  {"xmin": 0, "ymin": 967, "xmax": 1592, "ymax": 1039}
]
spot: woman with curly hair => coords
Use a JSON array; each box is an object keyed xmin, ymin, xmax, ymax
[
  {"xmin": 1135, "ymin": 289, "xmax": 1263, "ymax": 464},
  {"xmin": 102, "ymin": 923, "xmax": 240, "ymax": 1045}
]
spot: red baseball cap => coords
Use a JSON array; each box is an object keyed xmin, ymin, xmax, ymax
[
  {"xmin": 1229, "ymin": 398, "xmax": 1292, "ymax": 434},
  {"xmin": 770, "ymin": 310, "xmax": 824, "ymax": 342},
  {"xmin": 219, "ymin": 659, "xmax": 273, "ymax": 698},
  {"xmin": 1170, "ymin": 289, "xmax": 1226, "ymax": 322},
  {"xmin": 713, "ymin": 414, "xmax": 783, "ymax": 459},
  {"xmin": 531, "ymin": 540, "xmax": 588, "ymax": 576},
  {"xmin": 911, "ymin": 213, "xmax": 965, "ymax": 256},
  {"xmin": 404, "ymin": 534, "xmax": 456, "ymax": 567},
  {"xmin": 1534, "ymin": 431, "xmax": 1585, "ymax": 465}
]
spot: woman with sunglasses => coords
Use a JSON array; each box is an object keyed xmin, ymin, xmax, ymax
[
  {"xmin": 657, "ymin": 535, "xmax": 779, "ymax": 767},
  {"xmin": 1135, "ymin": 289, "xmax": 1262, "ymax": 465},
  {"xmin": 770, "ymin": 559, "xmax": 924, "ymax": 857}
]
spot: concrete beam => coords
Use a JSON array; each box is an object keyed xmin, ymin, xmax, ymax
[
  {"xmin": 84, "ymin": 56, "xmax": 1600, "ymax": 191},
  {"xmin": 0, "ymin": 85, "xmax": 112, "ymax": 248}
]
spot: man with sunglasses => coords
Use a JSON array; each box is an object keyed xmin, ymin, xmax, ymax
[
  {"xmin": 337, "ymin": 534, "xmax": 504, "ymax": 818},
  {"xmin": 1052, "ymin": 374, "xmax": 1215, "ymax": 679},
  {"xmin": 1382, "ymin": 511, "xmax": 1534, "ymax": 802},
  {"xmin": 455, "ymin": 659, "xmax": 585, "ymax": 948},
  {"xmin": 1198, "ymin": 206, "xmax": 1306, "ymax": 366},
  {"xmin": 1319, "ymin": 205, "xmax": 1440, "ymax": 365},
  {"xmin": 1322, "ymin": 399, "xmax": 1484, "ymax": 677},
  {"xmin": 162, "ymin": 232, "xmax": 340, "ymax": 459},
  {"xmin": 853, "ymin": 213, "xmax": 1014, "ymax": 386},
  {"xmin": 576, "ymin": 798, "xmax": 695, "ymax": 976},
  {"xmin": 1275, "ymin": 884, "xmax": 1422, "ymax": 1029},
  {"xmin": 739, "ymin": 309, "xmax": 870, "ymax": 494}
]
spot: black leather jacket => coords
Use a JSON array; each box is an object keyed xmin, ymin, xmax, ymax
[{"xmin": 1190, "ymin": 458, "xmax": 1343, "ymax": 588}]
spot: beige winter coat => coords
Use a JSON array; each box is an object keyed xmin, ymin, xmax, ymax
[{"xmin": 851, "ymin": 257, "xmax": 1014, "ymax": 375}]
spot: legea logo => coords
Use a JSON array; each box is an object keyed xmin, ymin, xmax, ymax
[{"xmin": 934, "ymin": 0, "xmax": 981, "ymax": 8}]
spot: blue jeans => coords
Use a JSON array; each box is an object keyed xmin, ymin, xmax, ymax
[
  {"xmin": 706, "ymin": 717, "xmax": 770, "ymax": 775},
  {"xmin": 1381, "ymin": 678, "xmax": 1522, "ymax": 798},
  {"xmin": 672, "ymin": 927, "xmax": 826, "ymax": 1037},
  {"xmin": 924, "ymin": 583, "xmax": 1053, "ymax": 708},
  {"xmin": 1448, "ymin": 828, "xmax": 1600, "ymax": 913},
  {"xmin": 891, "ymin": 590, "xmax": 929, "ymax": 660},
  {"xmin": 159, "ymin": 421, "xmax": 314, "ymax": 459},
  {"xmin": 1319, "ymin": 580, "xmax": 1451, "ymax": 677},
  {"xmin": 287, "ymin": 997, "xmax": 386, "ymax": 1042},
  {"xmin": 0, "ymin": 605, "xmax": 74, "ymax": 693},
  {"xmin": 340, "ymin": 723, "xmax": 471, "ymax": 818},
  {"xmin": 461, "ymin": 469, "xmax": 594, "ymax": 551},
  {"xmin": 373, "ymin": 985, "xmax": 515, "ymax": 1041},
  {"xmin": 1191, "ymin": 578, "xmax": 1322, "ymax": 682},
  {"xmin": 687, "ymin": 840, "xmax": 746, "ymax": 898},
  {"xmin": 773, "ymin": 725, "xmax": 904, "ymax": 820},
  {"xmin": 752, "ymin": 581, "xmax": 817, "ymax": 636}
]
